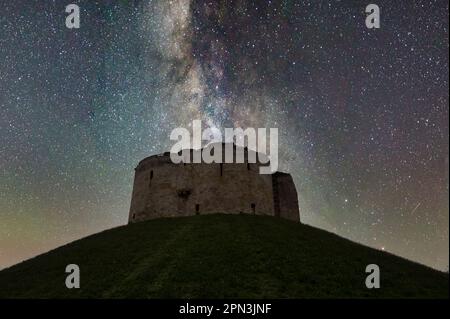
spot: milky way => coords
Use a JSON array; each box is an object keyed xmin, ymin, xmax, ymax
[{"xmin": 0, "ymin": 0, "xmax": 448, "ymax": 271}]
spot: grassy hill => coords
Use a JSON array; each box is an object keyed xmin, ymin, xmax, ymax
[{"xmin": 0, "ymin": 214, "xmax": 447, "ymax": 298}]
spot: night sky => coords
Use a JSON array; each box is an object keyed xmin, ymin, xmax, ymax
[{"xmin": 0, "ymin": 0, "xmax": 448, "ymax": 271}]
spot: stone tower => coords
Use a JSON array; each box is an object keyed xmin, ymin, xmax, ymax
[{"xmin": 128, "ymin": 143, "xmax": 300, "ymax": 223}]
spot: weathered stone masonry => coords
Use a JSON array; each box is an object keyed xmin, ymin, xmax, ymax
[{"xmin": 128, "ymin": 144, "xmax": 300, "ymax": 223}]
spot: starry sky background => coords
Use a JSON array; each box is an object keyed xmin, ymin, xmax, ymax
[{"xmin": 0, "ymin": 0, "xmax": 448, "ymax": 271}]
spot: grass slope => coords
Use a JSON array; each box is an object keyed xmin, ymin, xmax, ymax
[{"xmin": 0, "ymin": 214, "xmax": 448, "ymax": 298}]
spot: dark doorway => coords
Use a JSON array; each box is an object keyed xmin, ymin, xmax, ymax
[
  {"xmin": 196, "ymin": 204, "xmax": 200, "ymax": 215},
  {"xmin": 251, "ymin": 203, "xmax": 256, "ymax": 214}
]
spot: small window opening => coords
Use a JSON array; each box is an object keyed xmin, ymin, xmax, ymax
[{"xmin": 149, "ymin": 170, "xmax": 153, "ymax": 188}]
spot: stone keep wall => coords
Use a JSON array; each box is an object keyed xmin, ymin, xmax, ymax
[
  {"xmin": 272, "ymin": 172, "xmax": 300, "ymax": 222},
  {"xmin": 128, "ymin": 147, "xmax": 300, "ymax": 223}
]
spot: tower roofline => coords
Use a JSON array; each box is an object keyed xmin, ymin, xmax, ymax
[{"xmin": 136, "ymin": 142, "xmax": 260, "ymax": 167}]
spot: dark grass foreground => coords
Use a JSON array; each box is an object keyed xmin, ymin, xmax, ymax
[{"xmin": 0, "ymin": 214, "xmax": 448, "ymax": 298}]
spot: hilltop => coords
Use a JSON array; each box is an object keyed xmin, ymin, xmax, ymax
[{"xmin": 0, "ymin": 214, "xmax": 447, "ymax": 298}]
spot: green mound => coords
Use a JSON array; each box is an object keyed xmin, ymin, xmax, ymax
[{"xmin": 0, "ymin": 214, "xmax": 447, "ymax": 298}]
